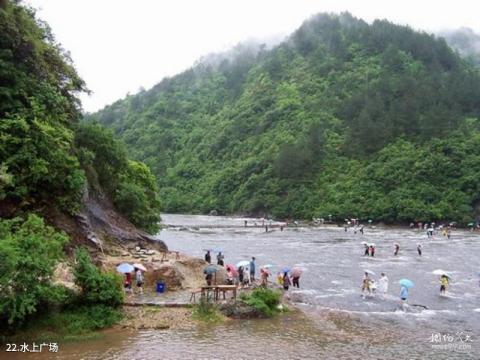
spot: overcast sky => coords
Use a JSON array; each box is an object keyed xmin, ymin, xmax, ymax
[{"xmin": 26, "ymin": 0, "xmax": 480, "ymax": 113}]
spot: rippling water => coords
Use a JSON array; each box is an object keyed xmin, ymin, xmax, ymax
[{"xmin": 6, "ymin": 214, "xmax": 478, "ymax": 359}]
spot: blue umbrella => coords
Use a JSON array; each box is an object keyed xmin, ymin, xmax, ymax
[
  {"xmin": 282, "ymin": 267, "xmax": 291, "ymax": 273},
  {"xmin": 204, "ymin": 264, "xmax": 221, "ymax": 275},
  {"xmin": 399, "ymin": 278, "xmax": 414, "ymax": 288},
  {"xmin": 116, "ymin": 263, "xmax": 134, "ymax": 273}
]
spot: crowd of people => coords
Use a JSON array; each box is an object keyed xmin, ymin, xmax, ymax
[
  {"xmin": 203, "ymin": 250, "xmax": 302, "ymax": 290},
  {"xmin": 355, "ymin": 220, "xmax": 457, "ymax": 308}
]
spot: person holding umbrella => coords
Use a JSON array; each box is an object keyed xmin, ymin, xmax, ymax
[
  {"xmin": 362, "ymin": 271, "xmax": 373, "ymax": 296},
  {"xmin": 283, "ymin": 272, "xmax": 291, "ymax": 291},
  {"xmin": 291, "ymin": 266, "xmax": 304, "ymax": 288},
  {"xmin": 117, "ymin": 263, "xmax": 135, "ymax": 295},
  {"xmin": 204, "ymin": 264, "xmax": 220, "ymax": 286},
  {"xmin": 399, "ymin": 279, "xmax": 414, "ymax": 308},
  {"xmin": 133, "ymin": 263, "xmax": 146, "ymax": 295},
  {"xmin": 260, "ymin": 267, "xmax": 270, "ymax": 287},
  {"xmin": 439, "ymin": 275, "xmax": 449, "ymax": 294}
]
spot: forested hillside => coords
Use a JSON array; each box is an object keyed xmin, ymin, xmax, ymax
[
  {"xmin": 0, "ymin": 1, "xmax": 161, "ymax": 232},
  {"xmin": 91, "ymin": 13, "xmax": 480, "ymax": 223}
]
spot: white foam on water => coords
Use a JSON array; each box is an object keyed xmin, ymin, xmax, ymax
[
  {"xmin": 316, "ymin": 307, "xmax": 457, "ymax": 319},
  {"xmin": 473, "ymin": 308, "xmax": 480, "ymax": 313}
]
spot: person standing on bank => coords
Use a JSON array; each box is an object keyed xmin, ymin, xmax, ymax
[
  {"xmin": 250, "ymin": 257, "xmax": 256, "ymax": 282},
  {"xmin": 217, "ymin": 251, "xmax": 224, "ymax": 266},
  {"xmin": 205, "ymin": 250, "xmax": 211, "ymax": 264},
  {"xmin": 135, "ymin": 267, "xmax": 144, "ymax": 295}
]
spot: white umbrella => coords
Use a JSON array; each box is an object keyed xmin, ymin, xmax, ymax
[
  {"xmin": 116, "ymin": 263, "xmax": 134, "ymax": 273},
  {"xmin": 432, "ymin": 269, "xmax": 452, "ymax": 278},
  {"xmin": 367, "ymin": 243, "xmax": 376, "ymax": 247},
  {"xmin": 133, "ymin": 263, "xmax": 147, "ymax": 271},
  {"xmin": 360, "ymin": 241, "xmax": 368, "ymax": 245},
  {"xmin": 364, "ymin": 270, "xmax": 376, "ymax": 275},
  {"xmin": 236, "ymin": 260, "xmax": 250, "ymax": 268}
]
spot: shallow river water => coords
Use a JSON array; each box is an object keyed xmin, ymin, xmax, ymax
[{"xmin": 7, "ymin": 214, "xmax": 479, "ymax": 359}]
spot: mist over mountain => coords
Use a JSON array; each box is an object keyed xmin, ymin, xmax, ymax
[
  {"xmin": 89, "ymin": 13, "xmax": 480, "ymax": 223},
  {"xmin": 440, "ymin": 27, "xmax": 480, "ymax": 66}
]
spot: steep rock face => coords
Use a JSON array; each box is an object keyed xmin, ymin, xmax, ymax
[{"xmin": 44, "ymin": 181, "xmax": 167, "ymax": 256}]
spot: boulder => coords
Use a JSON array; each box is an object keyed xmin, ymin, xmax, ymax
[{"xmin": 219, "ymin": 300, "xmax": 265, "ymax": 319}]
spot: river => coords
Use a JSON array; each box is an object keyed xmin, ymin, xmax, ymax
[{"xmin": 7, "ymin": 214, "xmax": 479, "ymax": 359}]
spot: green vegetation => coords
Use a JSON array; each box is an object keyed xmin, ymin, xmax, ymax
[
  {"xmin": 0, "ymin": 1, "xmax": 156, "ymax": 337},
  {"xmin": 239, "ymin": 288, "xmax": 282, "ymax": 317},
  {"xmin": 74, "ymin": 122, "xmax": 161, "ymax": 233},
  {"xmin": 0, "ymin": 215, "xmax": 124, "ymax": 337},
  {"xmin": 0, "ymin": 215, "xmax": 68, "ymax": 326},
  {"xmin": 0, "ymin": 0, "xmax": 161, "ymax": 232},
  {"xmin": 92, "ymin": 13, "xmax": 480, "ymax": 224},
  {"xmin": 192, "ymin": 298, "xmax": 224, "ymax": 323},
  {"xmin": 73, "ymin": 248, "xmax": 124, "ymax": 307}
]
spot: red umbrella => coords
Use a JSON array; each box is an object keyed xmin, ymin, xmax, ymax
[
  {"xmin": 291, "ymin": 266, "xmax": 305, "ymax": 277},
  {"xmin": 225, "ymin": 264, "xmax": 238, "ymax": 275}
]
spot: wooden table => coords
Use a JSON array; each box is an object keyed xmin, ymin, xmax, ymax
[{"xmin": 200, "ymin": 285, "xmax": 237, "ymax": 301}]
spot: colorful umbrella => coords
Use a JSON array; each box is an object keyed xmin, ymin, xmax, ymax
[
  {"xmin": 260, "ymin": 268, "xmax": 271, "ymax": 275},
  {"xmin": 225, "ymin": 264, "xmax": 238, "ymax": 275},
  {"xmin": 262, "ymin": 264, "xmax": 273, "ymax": 269},
  {"xmin": 116, "ymin": 263, "xmax": 134, "ymax": 273},
  {"xmin": 133, "ymin": 263, "xmax": 147, "ymax": 271},
  {"xmin": 399, "ymin": 278, "xmax": 414, "ymax": 288},
  {"xmin": 291, "ymin": 266, "xmax": 305, "ymax": 277}
]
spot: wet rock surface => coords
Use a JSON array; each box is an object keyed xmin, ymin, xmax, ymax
[{"xmin": 219, "ymin": 300, "xmax": 265, "ymax": 319}]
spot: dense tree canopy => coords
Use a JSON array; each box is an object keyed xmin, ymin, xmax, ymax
[
  {"xmin": 0, "ymin": 1, "xmax": 161, "ymax": 232},
  {"xmin": 91, "ymin": 13, "xmax": 480, "ymax": 223}
]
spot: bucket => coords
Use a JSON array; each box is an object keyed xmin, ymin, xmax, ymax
[{"xmin": 156, "ymin": 281, "xmax": 166, "ymax": 293}]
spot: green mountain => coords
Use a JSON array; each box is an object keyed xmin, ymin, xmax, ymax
[{"xmin": 91, "ymin": 13, "xmax": 480, "ymax": 223}]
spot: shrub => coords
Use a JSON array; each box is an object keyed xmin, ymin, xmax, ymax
[
  {"xmin": 191, "ymin": 298, "xmax": 223, "ymax": 323},
  {"xmin": 73, "ymin": 248, "xmax": 124, "ymax": 307},
  {"xmin": 240, "ymin": 288, "xmax": 282, "ymax": 317},
  {"xmin": 0, "ymin": 214, "xmax": 68, "ymax": 327}
]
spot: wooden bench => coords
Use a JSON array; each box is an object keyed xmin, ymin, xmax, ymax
[
  {"xmin": 189, "ymin": 288, "xmax": 203, "ymax": 303},
  {"xmin": 200, "ymin": 285, "xmax": 237, "ymax": 302}
]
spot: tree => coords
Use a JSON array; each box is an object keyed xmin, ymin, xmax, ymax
[{"xmin": 0, "ymin": 215, "xmax": 68, "ymax": 326}]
